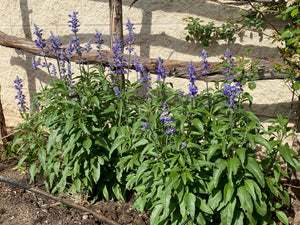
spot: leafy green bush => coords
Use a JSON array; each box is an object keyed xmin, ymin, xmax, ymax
[
  {"xmin": 183, "ymin": 17, "xmax": 235, "ymax": 47},
  {"xmin": 11, "ymin": 11, "xmax": 300, "ymax": 225}
]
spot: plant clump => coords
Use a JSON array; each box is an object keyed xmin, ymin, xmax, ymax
[{"xmin": 10, "ymin": 11, "xmax": 300, "ymax": 225}]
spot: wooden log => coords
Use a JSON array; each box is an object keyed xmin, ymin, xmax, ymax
[
  {"xmin": 0, "ymin": 86, "xmax": 7, "ymax": 147},
  {"xmin": 109, "ymin": 0, "xmax": 123, "ymax": 49},
  {"xmin": 0, "ymin": 31, "xmax": 286, "ymax": 80}
]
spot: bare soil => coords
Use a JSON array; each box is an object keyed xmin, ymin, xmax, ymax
[{"xmin": 0, "ymin": 157, "xmax": 150, "ymax": 225}]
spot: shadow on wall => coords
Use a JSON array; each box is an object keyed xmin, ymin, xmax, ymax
[
  {"xmin": 90, "ymin": 0, "xmax": 280, "ymax": 59},
  {"xmin": 15, "ymin": 0, "xmax": 38, "ymax": 103},
  {"xmin": 247, "ymin": 101, "xmax": 296, "ymax": 123}
]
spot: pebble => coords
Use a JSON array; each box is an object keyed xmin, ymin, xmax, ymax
[{"xmin": 82, "ymin": 214, "xmax": 89, "ymax": 220}]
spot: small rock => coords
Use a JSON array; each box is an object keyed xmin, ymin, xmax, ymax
[{"xmin": 82, "ymin": 214, "xmax": 89, "ymax": 220}]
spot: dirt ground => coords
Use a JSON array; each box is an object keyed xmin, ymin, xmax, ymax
[{"xmin": 0, "ymin": 157, "xmax": 150, "ymax": 225}]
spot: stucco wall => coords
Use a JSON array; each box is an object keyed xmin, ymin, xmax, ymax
[{"xmin": 0, "ymin": 0, "xmax": 291, "ymax": 127}]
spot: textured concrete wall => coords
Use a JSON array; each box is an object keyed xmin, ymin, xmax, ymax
[{"xmin": 0, "ymin": 0, "xmax": 290, "ymax": 127}]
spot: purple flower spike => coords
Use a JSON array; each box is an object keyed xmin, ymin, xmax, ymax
[
  {"xmin": 187, "ymin": 61, "xmax": 198, "ymax": 84},
  {"xmin": 31, "ymin": 57, "xmax": 39, "ymax": 70},
  {"xmin": 160, "ymin": 102, "xmax": 176, "ymax": 135},
  {"xmin": 186, "ymin": 61, "xmax": 199, "ymax": 98},
  {"xmin": 125, "ymin": 18, "xmax": 135, "ymax": 54},
  {"xmin": 51, "ymin": 64, "xmax": 57, "ymax": 77},
  {"xmin": 113, "ymin": 86, "xmax": 122, "ymax": 98},
  {"xmin": 33, "ymin": 24, "xmax": 48, "ymax": 56},
  {"xmin": 141, "ymin": 122, "xmax": 150, "ymax": 131},
  {"xmin": 178, "ymin": 90, "xmax": 184, "ymax": 96},
  {"xmin": 200, "ymin": 51, "xmax": 211, "ymax": 75},
  {"xmin": 14, "ymin": 76, "xmax": 29, "ymax": 111},
  {"xmin": 223, "ymin": 49, "xmax": 235, "ymax": 82},
  {"xmin": 188, "ymin": 84, "xmax": 199, "ymax": 99},
  {"xmin": 84, "ymin": 40, "xmax": 92, "ymax": 53},
  {"xmin": 94, "ymin": 30, "xmax": 105, "ymax": 59},
  {"xmin": 71, "ymin": 36, "xmax": 82, "ymax": 57},
  {"xmin": 222, "ymin": 82, "xmax": 243, "ymax": 108},
  {"xmin": 164, "ymin": 127, "xmax": 176, "ymax": 135},
  {"xmin": 68, "ymin": 12, "xmax": 80, "ymax": 34},
  {"xmin": 111, "ymin": 36, "xmax": 127, "ymax": 75},
  {"xmin": 156, "ymin": 57, "xmax": 167, "ymax": 81},
  {"xmin": 49, "ymin": 31, "xmax": 62, "ymax": 53},
  {"xmin": 66, "ymin": 41, "xmax": 73, "ymax": 58}
]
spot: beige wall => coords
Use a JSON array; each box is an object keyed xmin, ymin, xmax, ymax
[{"xmin": 0, "ymin": 0, "xmax": 291, "ymax": 127}]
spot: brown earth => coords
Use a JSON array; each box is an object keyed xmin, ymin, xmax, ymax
[{"xmin": 0, "ymin": 157, "xmax": 150, "ymax": 225}]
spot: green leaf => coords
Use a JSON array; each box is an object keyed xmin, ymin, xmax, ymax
[
  {"xmin": 246, "ymin": 157, "xmax": 265, "ymax": 188},
  {"xmin": 79, "ymin": 119, "xmax": 90, "ymax": 135},
  {"xmin": 132, "ymin": 196, "xmax": 146, "ymax": 211},
  {"xmin": 73, "ymin": 178, "xmax": 81, "ymax": 192},
  {"xmin": 103, "ymin": 185, "xmax": 109, "ymax": 200},
  {"xmin": 38, "ymin": 149, "xmax": 47, "ymax": 170},
  {"xmin": 207, "ymin": 189, "xmax": 222, "ymax": 210},
  {"xmin": 92, "ymin": 96, "xmax": 100, "ymax": 108},
  {"xmin": 83, "ymin": 138, "xmax": 92, "ymax": 150},
  {"xmin": 291, "ymin": 8, "xmax": 298, "ymax": 17},
  {"xmin": 184, "ymin": 193, "xmax": 196, "ymax": 218},
  {"xmin": 213, "ymin": 159, "xmax": 227, "ymax": 187},
  {"xmin": 29, "ymin": 163, "xmax": 37, "ymax": 183},
  {"xmin": 237, "ymin": 186, "xmax": 253, "ymax": 214},
  {"xmin": 53, "ymin": 161, "xmax": 61, "ymax": 176},
  {"xmin": 134, "ymin": 184, "xmax": 145, "ymax": 194},
  {"xmin": 273, "ymin": 164, "xmax": 281, "ymax": 182},
  {"xmin": 227, "ymin": 157, "xmax": 240, "ymax": 182},
  {"xmin": 245, "ymin": 211, "xmax": 256, "ymax": 225},
  {"xmin": 110, "ymin": 135, "xmax": 126, "ymax": 157},
  {"xmin": 293, "ymin": 81, "xmax": 300, "ymax": 91},
  {"xmin": 244, "ymin": 179, "xmax": 256, "ymax": 201},
  {"xmin": 150, "ymin": 203, "xmax": 163, "ymax": 225},
  {"xmin": 191, "ymin": 118, "xmax": 204, "ymax": 133},
  {"xmin": 254, "ymin": 197, "xmax": 267, "ymax": 216},
  {"xmin": 236, "ymin": 148, "xmax": 246, "ymax": 165},
  {"xmin": 233, "ymin": 211, "xmax": 244, "ymax": 225},
  {"xmin": 224, "ymin": 182, "xmax": 234, "ymax": 204},
  {"xmin": 276, "ymin": 211, "xmax": 289, "ymax": 225},
  {"xmin": 220, "ymin": 199, "xmax": 236, "ymax": 225},
  {"xmin": 248, "ymin": 82, "xmax": 256, "ymax": 90},
  {"xmin": 62, "ymin": 133, "xmax": 76, "ymax": 157},
  {"xmin": 278, "ymin": 144, "xmax": 300, "ymax": 171},
  {"xmin": 198, "ymin": 197, "xmax": 213, "ymax": 215},
  {"xmin": 131, "ymin": 139, "xmax": 148, "ymax": 149},
  {"xmin": 207, "ymin": 143, "xmax": 220, "ymax": 161},
  {"xmin": 254, "ymin": 136, "xmax": 271, "ymax": 153},
  {"xmin": 246, "ymin": 47, "xmax": 253, "ymax": 54},
  {"xmin": 92, "ymin": 159, "xmax": 101, "ymax": 183},
  {"xmin": 112, "ymin": 183, "xmax": 122, "ymax": 200},
  {"xmin": 136, "ymin": 162, "xmax": 150, "ymax": 182},
  {"xmin": 65, "ymin": 119, "xmax": 73, "ymax": 134}
]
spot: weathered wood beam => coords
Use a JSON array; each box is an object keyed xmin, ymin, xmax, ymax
[
  {"xmin": 109, "ymin": 0, "xmax": 123, "ymax": 49},
  {"xmin": 0, "ymin": 31, "xmax": 285, "ymax": 80}
]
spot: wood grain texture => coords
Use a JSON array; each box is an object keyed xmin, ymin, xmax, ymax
[{"xmin": 0, "ymin": 31, "xmax": 286, "ymax": 80}]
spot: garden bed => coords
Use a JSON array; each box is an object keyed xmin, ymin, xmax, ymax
[
  {"xmin": 0, "ymin": 157, "xmax": 150, "ymax": 225},
  {"xmin": 0, "ymin": 155, "xmax": 300, "ymax": 224}
]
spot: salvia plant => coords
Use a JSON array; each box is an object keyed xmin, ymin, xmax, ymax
[{"xmin": 11, "ymin": 11, "xmax": 300, "ymax": 225}]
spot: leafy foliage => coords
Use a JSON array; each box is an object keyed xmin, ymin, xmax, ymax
[
  {"xmin": 10, "ymin": 11, "xmax": 300, "ymax": 225},
  {"xmin": 183, "ymin": 17, "xmax": 235, "ymax": 47}
]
